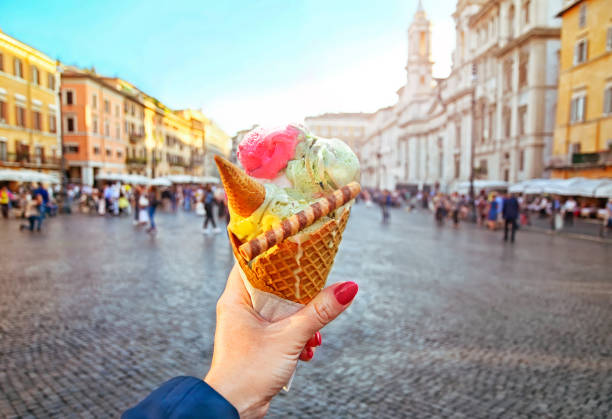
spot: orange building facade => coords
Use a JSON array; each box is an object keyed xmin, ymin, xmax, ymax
[{"xmin": 61, "ymin": 68, "xmax": 132, "ymax": 184}]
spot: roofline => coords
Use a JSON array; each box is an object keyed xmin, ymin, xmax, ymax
[{"xmin": 555, "ymin": 0, "xmax": 585, "ymax": 18}]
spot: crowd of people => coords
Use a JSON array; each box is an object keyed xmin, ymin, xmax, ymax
[
  {"xmin": 359, "ymin": 186, "xmax": 612, "ymax": 240},
  {"xmin": 0, "ymin": 181, "xmax": 229, "ymax": 235}
]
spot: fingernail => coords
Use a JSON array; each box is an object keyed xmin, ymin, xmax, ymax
[
  {"xmin": 315, "ymin": 331, "xmax": 322, "ymax": 346},
  {"xmin": 305, "ymin": 346, "xmax": 314, "ymax": 360},
  {"xmin": 334, "ymin": 282, "xmax": 358, "ymax": 305}
]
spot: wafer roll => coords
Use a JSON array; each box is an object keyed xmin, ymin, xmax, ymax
[{"xmin": 238, "ymin": 181, "xmax": 360, "ymax": 261}]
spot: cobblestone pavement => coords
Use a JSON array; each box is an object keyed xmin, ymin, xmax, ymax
[{"xmin": 1, "ymin": 205, "xmax": 611, "ymax": 418}]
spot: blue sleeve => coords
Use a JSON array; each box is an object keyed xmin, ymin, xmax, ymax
[{"xmin": 122, "ymin": 376, "xmax": 239, "ymax": 419}]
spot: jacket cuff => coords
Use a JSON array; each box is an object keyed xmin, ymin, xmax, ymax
[{"xmin": 123, "ymin": 376, "xmax": 239, "ymax": 418}]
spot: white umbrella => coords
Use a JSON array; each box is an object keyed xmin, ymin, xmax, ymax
[
  {"xmin": 150, "ymin": 177, "xmax": 172, "ymax": 186},
  {"xmin": 0, "ymin": 169, "xmax": 58, "ymax": 183},
  {"xmin": 96, "ymin": 172, "xmax": 123, "ymax": 181},
  {"xmin": 594, "ymin": 181, "xmax": 612, "ymax": 198},
  {"xmin": 123, "ymin": 174, "xmax": 150, "ymax": 185},
  {"xmin": 165, "ymin": 174, "xmax": 193, "ymax": 184}
]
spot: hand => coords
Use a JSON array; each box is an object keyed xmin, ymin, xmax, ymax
[{"xmin": 204, "ymin": 264, "xmax": 358, "ymax": 418}]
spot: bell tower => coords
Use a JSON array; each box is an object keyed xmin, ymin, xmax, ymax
[{"xmin": 405, "ymin": 0, "xmax": 433, "ymax": 98}]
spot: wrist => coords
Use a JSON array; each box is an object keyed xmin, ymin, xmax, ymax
[{"xmin": 204, "ymin": 370, "xmax": 268, "ymax": 419}]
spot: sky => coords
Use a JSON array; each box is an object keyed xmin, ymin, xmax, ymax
[{"xmin": 0, "ymin": 0, "xmax": 456, "ymax": 135}]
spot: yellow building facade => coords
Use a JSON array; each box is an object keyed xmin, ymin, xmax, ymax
[
  {"xmin": 0, "ymin": 28, "xmax": 62, "ymax": 176},
  {"xmin": 551, "ymin": 0, "xmax": 612, "ymax": 178}
]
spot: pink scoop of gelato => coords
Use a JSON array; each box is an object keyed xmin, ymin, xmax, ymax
[{"xmin": 238, "ymin": 124, "xmax": 303, "ymax": 179}]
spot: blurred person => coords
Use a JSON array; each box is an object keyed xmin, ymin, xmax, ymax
[
  {"xmin": 380, "ymin": 190, "xmax": 391, "ymax": 224},
  {"xmin": 132, "ymin": 186, "xmax": 141, "ymax": 224},
  {"xmin": 502, "ymin": 193, "xmax": 519, "ymax": 243},
  {"xmin": 118, "ymin": 193, "xmax": 130, "ymax": 215},
  {"xmin": 123, "ymin": 265, "xmax": 357, "ymax": 418},
  {"xmin": 450, "ymin": 192, "xmax": 460, "ymax": 227},
  {"xmin": 563, "ymin": 197, "xmax": 577, "ymax": 227},
  {"xmin": 147, "ymin": 186, "xmax": 160, "ymax": 234},
  {"xmin": 202, "ymin": 185, "xmax": 220, "ymax": 234},
  {"xmin": 476, "ymin": 190, "xmax": 487, "ymax": 226},
  {"xmin": 19, "ymin": 193, "xmax": 42, "ymax": 232},
  {"xmin": 33, "ymin": 183, "xmax": 49, "ymax": 217},
  {"xmin": 215, "ymin": 187, "xmax": 228, "ymax": 225},
  {"xmin": 601, "ymin": 198, "xmax": 612, "ymax": 237},
  {"xmin": 0, "ymin": 185, "xmax": 15, "ymax": 218},
  {"xmin": 487, "ymin": 193, "xmax": 499, "ymax": 230},
  {"xmin": 550, "ymin": 195, "xmax": 562, "ymax": 230}
]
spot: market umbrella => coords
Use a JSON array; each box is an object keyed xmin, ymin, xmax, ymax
[
  {"xmin": 150, "ymin": 177, "xmax": 172, "ymax": 186},
  {"xmin": 593, "ymin": 181, "xmax": 612, "ymax": 198}
]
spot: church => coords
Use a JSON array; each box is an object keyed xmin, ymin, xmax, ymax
[{"xmin": 360, "ymin": 0, "xmax": 561, "ymax": 194}]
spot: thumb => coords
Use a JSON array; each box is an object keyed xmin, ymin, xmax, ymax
[{"xmin": 283, "ymin": 281, "xmax": 358, "ymax": 343}]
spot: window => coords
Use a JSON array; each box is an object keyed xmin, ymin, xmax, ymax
[
  {"xmin": 14, "ymin": 58, "xmax": 23, "ymax": 78},
  {"xmin": 455, "ymin": 124, "xmax": 461, "ymax": 149},
  {"xmin": 518, "ymin": 50, "xmax": 528, "ymax": 88},
  {"xmin": 604, "ymin": 86, "xmax": 612, "ymax": 115},
  {"xmin": 574, "ymin": 39, "xmax": 588, "ymax": 65},
  {"xmin": 518, "ymin": 105, "xmax": 527, "ymax": 135},
  {"xmin": 0, "ymin": 100, "xmax": 6, "ymax": 123},
  {"xmin": 93, "ymin": 146, "xmax": 100, "ymax": 155},
  {"xmin": 569, "ymin": 143, "xmax": 581, "ymax": 155},
  {"xmin": 115, "ymin": 124, "xmax": 120, "ymax": 139},
  {"xmin": 522, "ymin": 0, "xmax": 530, "ymax": 25},
  {"xmin": 31, "ymin": 66, "xmax": 39, "ymax": 85},
  {"xmin": 106, "ymin": 148, "xmax": 112, "ymax": 157},
  {"xmin": 578, "ymin": 4, "xmax": 586, "ymax": 28},
  {"xmin": 48, "ymin": 114, "xmax": 56, "ymax": 133},
  {"xmin": 124, "ymin": 120, "xmax": 129, "ymax": 134},
  {"xmin": 570, "ymin": 95, "xmax": 586, "ymax": 123},
  {"xmin": 15, "ymin": 106, "xmax": 26, "ymax": 127},
  {"xmin": 503, "ymin": 106, "xmax": 511, "ymax": 138},
  {"xmin": 66, "ymin": 116, "xmax": 76, "ymax": 132},
  {"xmin": 34, "ymin": 146, "xmax": 43, "ymax": 163},
  {"xmin": 508, "ymin": 5, "xmax": 515, "ymax": 38},
  {"xmin": 519, "ymin": 150, "xmax": 525, "ymax": 171},
  {"xmin": 65, "ymin": 90, "xmax": 74, "ymax": 105},
  {"xmin": 488, "ymin": 105, "xmax": 496, "ymax": 140},
  {"xmin": 104, "ymin": 121, "xmax": 110, "ymax": 136},
  {"xmin": 32, "ymin": 111, "xmax": 42, "ymax": 131},
  {"xmin": 47, "ymin": 73, "xmax": 55, "ymax": 90},
  {"xmin": 124, "ymin": 101, "xmax": 129, "ymax": 113},
  {"xmin": 115, "ymin": 104, "xmax": 120, "ymax": 117},
  {"xmin": 504, "ymin": 169, "xmax": 509, "ymax": 182},
  {"xmin": 64, "ymin": 145, "xmax": 79, "ymax": 154},
  {"xmin": 503, "ymin": 58, "xmax": 513, "ymax": 92},
  {"xmin": 479, "ymin": 159, "xmax": 488, "ymax": 175},
  {"xmin": 0, "ymin": 140, "xmax": 6, "ymax": 161},
  {"xmin": 454, "ymin": 158, "xmax": 460, "ymax": 179},
  {"xmin": 0, "ymin": 53, "xmax": 3, "ymax": 72},
  {"xmin": 92, "ymin": 117, "xmax": 98, "ymax": 134},
  {"xmin": 116, "ymin": 149, "xmax": 123, "ymax": 158},
  {"xmin": 104, "ymin": 99, "xmax": 110, "ymax": 113},
  {"xmin": 607, "ymin": 27, "xmax": 612, "ymax": 52},
  {"xmin": 92, "ymin": 94, "xmax": 97, "ymax": 109}
]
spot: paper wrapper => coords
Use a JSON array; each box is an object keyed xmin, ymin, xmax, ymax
[{"xmin": 237, "ymin": 265, "xmax": 303, "ymax": 391}]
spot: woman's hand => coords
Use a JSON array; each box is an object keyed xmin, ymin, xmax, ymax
[{"xmin": 204, "ymin": 264, "xmax": 358, "ymax": 418}]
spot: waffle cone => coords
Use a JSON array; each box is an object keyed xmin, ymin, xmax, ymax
[
  {"xmin": 229, "ymin": 206, "xmax": 351, "ymax": 305},
  {"xmin": 214, "ymin": 155, "xmax": 266, "ymax": 218}
]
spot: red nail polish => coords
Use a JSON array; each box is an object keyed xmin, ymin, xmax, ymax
[
  {"xmin": 306, "ymin": 346, "xmax": 314, "ymax": 359},
  {"xmin": 315, "ymin": 331, "xmax": 322, "ymax": 346},
  {"xmin": 334, "ymin": 282, "xmax": 358, "ymax": 305}
]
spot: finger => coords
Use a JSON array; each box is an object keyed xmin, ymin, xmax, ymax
[
  {"xmin": 281, "ymin": 281, "xmax": 358, "ymax": 343},
  {"xmin": 306, "ymin": 331, "xmax": 322, "ymax": 348},
  {"xmin": 299, "ymin": 346, "xmax": 315, "ymax": 362}
]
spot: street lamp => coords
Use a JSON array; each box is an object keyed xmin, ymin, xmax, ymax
[
  {"xmin": 56, "ymin": 60, "xmax": 65, "ymax": 190},
  {"xmin": 376, "ymin": 151, "xmax": 382, "ymax": 190},
  {"xmin": 469, "ymin": 63, "xmax": 477, "ymax": 222}
]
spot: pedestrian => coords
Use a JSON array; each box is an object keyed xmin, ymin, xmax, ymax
[
  {"xmin": 380, "ymin": 190, "xmax": 391, "ymax": 224},
  {"xmin": 502, "ymin": 193, "xmax": 519, "ymax": 242},
  {"xmin": 137, "ymin": 190, "xmax": 149, "ymax": 226},
  {"xmin": 601, "ymin": 198, "xmax": 612, "ymax": 238},
  {"xmin": 19, "ymin": 193, "xmax": 42, "ymax": 232},
  {"xmin": 450, "ymin": 192, "xmax": 460, "ymax": 228},
  {"xmin": 132, "ymin": 185, "xmax": 141, "ymax": 225},
  {"xmin": 147, "ymin": 186, "xmax": 159, "ymax": 234},
  {"xmin": 487, "ymin": 193, "xmax": 499, "ymax": 230},
  {"xmin": 216, "ymin": 187, "xmax": 228, "ymax": 225},
  {"xmin": 0, "ymin": 185, "xmax": 14, "ymax": 218},
  {"xmin": 33, "ymin": 183, "xmax": 49, "ymax": 217},
  {"xmin": 202, "ymin": 185, "xmax": 220, "ymax": 234},
  {"xmin": 563, "ymin": 197, "xmax": 577, "ymax": 227}
]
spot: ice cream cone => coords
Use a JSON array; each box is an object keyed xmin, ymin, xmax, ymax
[
  {"xmin": 214, "ymin": 155, "xmax": 266, "ymax": 218},
  {"xmin": 229, "ymin": 206, "xmax": 351, "ymax": 305}
]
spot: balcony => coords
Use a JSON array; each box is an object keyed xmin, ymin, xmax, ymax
[
  {"xmin": 0, "ymin": 153, "xmax": 61, "ymax": 169},
  {"xmin": 126, "ymin": 156, "xmax": 148, "ymax": 166},
  {"xmin": 548, "ymin": 151, "xmax": 612, "ymax": 169},
  {"xmin": 129, "ymin": 134, "xmax": 145, "ymax": 144}
]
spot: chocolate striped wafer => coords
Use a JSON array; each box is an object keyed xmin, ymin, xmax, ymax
[{"xmin": 238, "ymin": 181, "xmax": 361, "ymax": 261}]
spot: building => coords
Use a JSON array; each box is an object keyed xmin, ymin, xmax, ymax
[
  {"xmin": 360, "ymin": 0, "xmax": 562, "ymax": 192},
  {"xmin": 60, "ymin": 67, "xmax": 130, "ymax": 184},
  {"xmin": 176, "ymin": 109, "xmax": 207, "ymax": 176},
  {"xmin": 202, "ymin": 118, "xmax": 231, "ymax": 177},
  {"xmin": 550, "ymin": 0, "xmax": 612, "ymax": 178},
  {"xmin": 304, "ymin": 113, "xmax": 374, "ymax": 162},
  {"xmin": 0, "ymin": 28, "xmax": 62, "ymax": 177}
]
